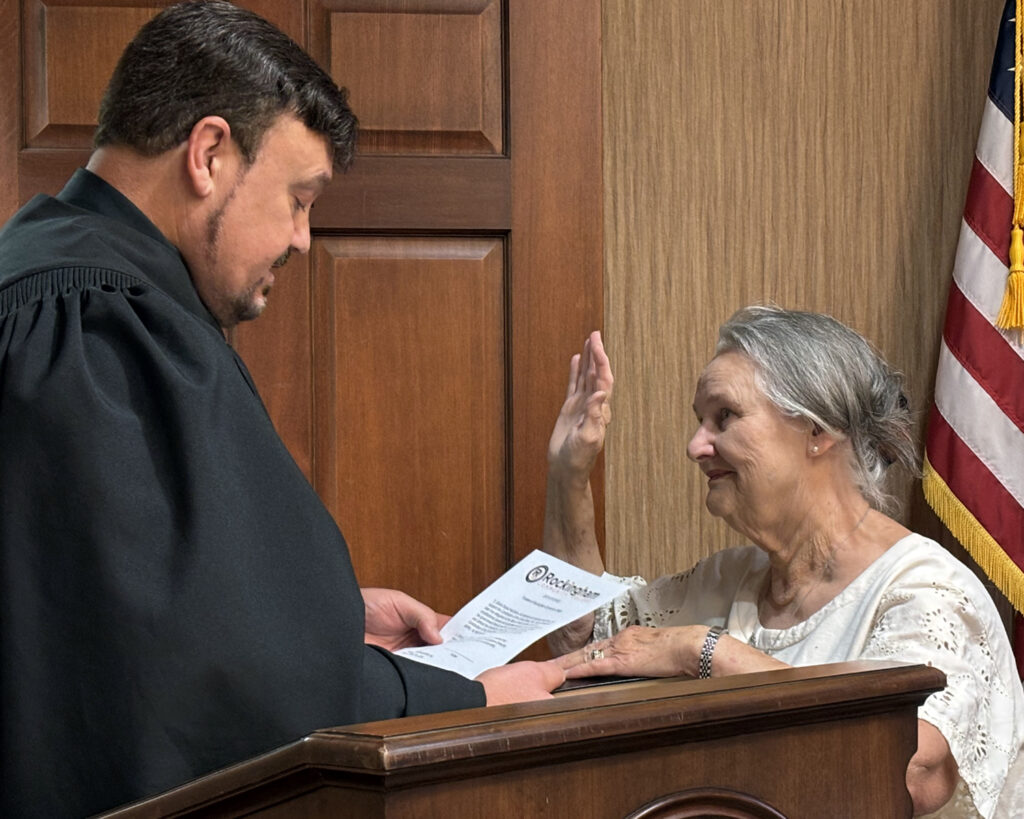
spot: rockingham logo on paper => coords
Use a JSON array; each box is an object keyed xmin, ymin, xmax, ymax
[
  {"xmin": 395, "ymin": 550, "xmax": 626, "ymax": 677},
  {"xmin": 524, "ymin": 563, "xmax": 601, "ymax": 600}
]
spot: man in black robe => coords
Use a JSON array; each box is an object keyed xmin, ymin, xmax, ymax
[{"xmin": 0, "ymin": 3, "xmax": 564, "ymax": 815}]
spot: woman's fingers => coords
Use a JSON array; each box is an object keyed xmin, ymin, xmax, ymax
[
  {"xmin": 565, "ymin": 353, "xmax": 581, "ymax": 400},
  {"xmin": 556, "ymin": 640, "xmax": 619, "ymax": 678},
  {"xmin": 558, "ymin": 627, "xmax": 695, "ymax": 680}
]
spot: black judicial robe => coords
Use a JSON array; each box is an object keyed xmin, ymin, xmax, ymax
[{"xmin": 0, "ymin": 170, "xmax": 485, "ymax": 817}]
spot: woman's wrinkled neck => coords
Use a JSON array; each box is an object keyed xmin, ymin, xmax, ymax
[{"xmin": 756, "ymin": 489, "xmax": 877, "ymax": 625}]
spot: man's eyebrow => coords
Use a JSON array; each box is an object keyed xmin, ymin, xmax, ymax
[{"xmin": 296, "ymin": 172, "xmax": 332, "ymax": 193}]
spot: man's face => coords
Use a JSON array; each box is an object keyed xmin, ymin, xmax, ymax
[{"xmin": 189, "ymin": 114, "xmax": 332, "ymax": 328}]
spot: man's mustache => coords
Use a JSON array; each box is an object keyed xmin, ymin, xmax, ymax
[{"xmin": 271, "ymin": 249, "xmax": 292, "ymax": 268}]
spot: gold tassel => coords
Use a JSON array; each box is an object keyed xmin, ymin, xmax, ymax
[
  {"xmin": 1000, "ymin": 0, "xmax": 1024, "ymax": 335},
  {"xmin": 995, "ymin": 227, "xmax": 1024, "ymax": 332}
]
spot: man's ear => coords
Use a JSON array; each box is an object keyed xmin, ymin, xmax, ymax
[{"xmin": 184, "ymin": 116, "xmax": 235, "ymax": 198}]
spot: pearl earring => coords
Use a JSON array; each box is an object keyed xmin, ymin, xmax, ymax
[{"xmin": 811, "ymin": 445, "xmax": 819, "ymax": 454}]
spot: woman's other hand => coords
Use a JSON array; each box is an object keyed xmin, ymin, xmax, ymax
[
  {"xmin": 556, "ymin": 625, "xmax": 705, "ymax": 679},
  {"xmin": 556, "ymin": 625, "xmax": 788, "ymax": 680}
]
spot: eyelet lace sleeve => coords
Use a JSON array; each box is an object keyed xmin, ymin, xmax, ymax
[
  {"xmin": 593, "ymin": 573, "xmax": 648, "ymax": 639},
  {"xmin": 593, "ymin": 553, "xmax": 743, "ymax": 640}
]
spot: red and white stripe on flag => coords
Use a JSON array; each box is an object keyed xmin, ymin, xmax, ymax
[{"xmin": 923, "ymin": 1, "xmax": 1024, "ymax": 641}]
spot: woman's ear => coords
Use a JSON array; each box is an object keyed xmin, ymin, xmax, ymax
[
  {"xmin": 184, "ymin": 115, "xmax": 235, "ymax": 198},
  {"xmin": 808, "ymin": 424, "xmax": 839, "ymax": 457}
]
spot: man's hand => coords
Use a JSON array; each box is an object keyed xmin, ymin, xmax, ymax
[
  {"xmin": 362, "ymin": 588, "xmax": 448, "ymax": 651},
  {"xmin": 476, "ymin": 660, "xmax": 567, "ymax": 705},
  {"xmin": 547, "ymin": 330, "xmax": 613, "ymax": 483}
]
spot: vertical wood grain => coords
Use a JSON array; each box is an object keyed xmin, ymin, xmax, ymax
[
  {"xmin": 602, "ymin": 0, "xmax": 1005, "ymax": 580},
  {"xmin": 0, "ymin": 0, "xmax": 17, "ymax": 223},
  {"xmin": 309, "ymin": 237, "xmax": 507, "ymax": 615},
  {"xmin": 510, "ymin": 0, "xmax": 604, "ymax": 567}
]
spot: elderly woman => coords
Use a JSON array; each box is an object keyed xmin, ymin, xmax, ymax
[{"xmin": 544, "ymin": 306, "xmax": 1024, "ymax": 819}]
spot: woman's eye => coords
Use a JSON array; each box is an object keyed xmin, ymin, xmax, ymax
[{"xmin": 718, "ymin": 408, "xmax": 733, "ymax": 424}]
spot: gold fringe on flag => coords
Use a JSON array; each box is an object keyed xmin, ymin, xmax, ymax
[
  {"xmin": 923, "ymin": 455, "xmax": 1024, "ymax": 614},
  {"xmin": 997, "ymin": 0, "xmax": 1024, "ymax": 335}
]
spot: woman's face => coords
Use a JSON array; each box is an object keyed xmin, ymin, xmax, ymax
[{"xmin": 687, "ymin": 352, "xmax": 814, "ymax": 541}]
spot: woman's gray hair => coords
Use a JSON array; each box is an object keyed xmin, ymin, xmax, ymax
[{"xmin": 716, "ymin": 305, "xmax": 918, "ymax": 513}]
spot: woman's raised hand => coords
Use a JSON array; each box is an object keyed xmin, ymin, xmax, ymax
[{"xmin": 547, "ymin": 330, "xmax": 614, "ymax": 483}]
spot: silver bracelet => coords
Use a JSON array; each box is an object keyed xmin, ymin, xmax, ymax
[{"xmin": 698, "ymin": 625, "xmax": 727, "ymax": 679}]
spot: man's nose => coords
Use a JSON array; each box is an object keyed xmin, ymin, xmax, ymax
[{"xmin": 292, "ymin": 218, "xmax": 311, "ymax": 254}]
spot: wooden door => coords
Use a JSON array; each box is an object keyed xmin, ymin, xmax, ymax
[{"xmin": 1, "ymin": 0, "xmax": 603, "ymax": 635}]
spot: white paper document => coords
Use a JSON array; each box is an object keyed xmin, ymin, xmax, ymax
[{"xmin": 395, "ymin": 550, "xmax": 627, "ymax": 679}]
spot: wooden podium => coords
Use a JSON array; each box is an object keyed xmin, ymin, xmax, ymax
[{"xmin": 103, "ymin": 661, "xmax": 944, "ymax": 818}]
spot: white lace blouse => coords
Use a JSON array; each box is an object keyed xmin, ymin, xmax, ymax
[{"xmin": 593, "ymin": 534, "xmax": 1024, "ymax": 819}]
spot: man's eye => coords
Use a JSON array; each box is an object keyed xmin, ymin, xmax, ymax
[
  {"xmin": 294, "ymin": 198, "xmax": 308, "ymax": 213},
  {"xmin": 718, "ymin": 408, "xmax": 733, "ymax": 423}
]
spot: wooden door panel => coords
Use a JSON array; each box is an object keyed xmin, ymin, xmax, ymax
[
  {"xmin": 310, "ymin": 0, "xmax": 503, "ymax": 155},
  {"xmin": 23, "ymin": 2, "xmax": 158, "ymax": 147},
  {"xmin": 20, "ymin": 0, "xmax": 305, "ymax": 154},
  {"xmin": 310, "ymin": 236, "xmax": 506, "ymax": 611},
  {"xmin": 310, "ymin": 155, "xmax": 509, "ymax": 230}
]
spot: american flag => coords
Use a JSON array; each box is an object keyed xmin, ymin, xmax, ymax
[{"xmin": 922, "ymin": 0, "xmax": 1024, "ymax": 671}]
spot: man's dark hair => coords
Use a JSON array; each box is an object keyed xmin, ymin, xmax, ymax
[{"xmin": 94, "ymin": 0, "xmax": 357, "ymax": 171}]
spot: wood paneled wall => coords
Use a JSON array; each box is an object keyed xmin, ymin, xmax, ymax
[{"xmin": 601, "ymin": 0, "xmax": 1006, "ymax": 580}]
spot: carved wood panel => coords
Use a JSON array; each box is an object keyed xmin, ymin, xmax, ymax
[
  {"xmin": 308, "ymin": 0, "xmax": 503, "ymax": 154},
  {"xmin": 625, "ymin": 788, "xmax": 788, "ymax": 819},
  {"xmin": 19, "ymin": 0, "xmax": 305, "ymax": 153},
  {"xmin": 22, "ymin": 1, "xmax": 157, "ymax": 147},
  {"xmin": 310, "ymin": 236, "xmax": 506, "ymax": 610}
]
